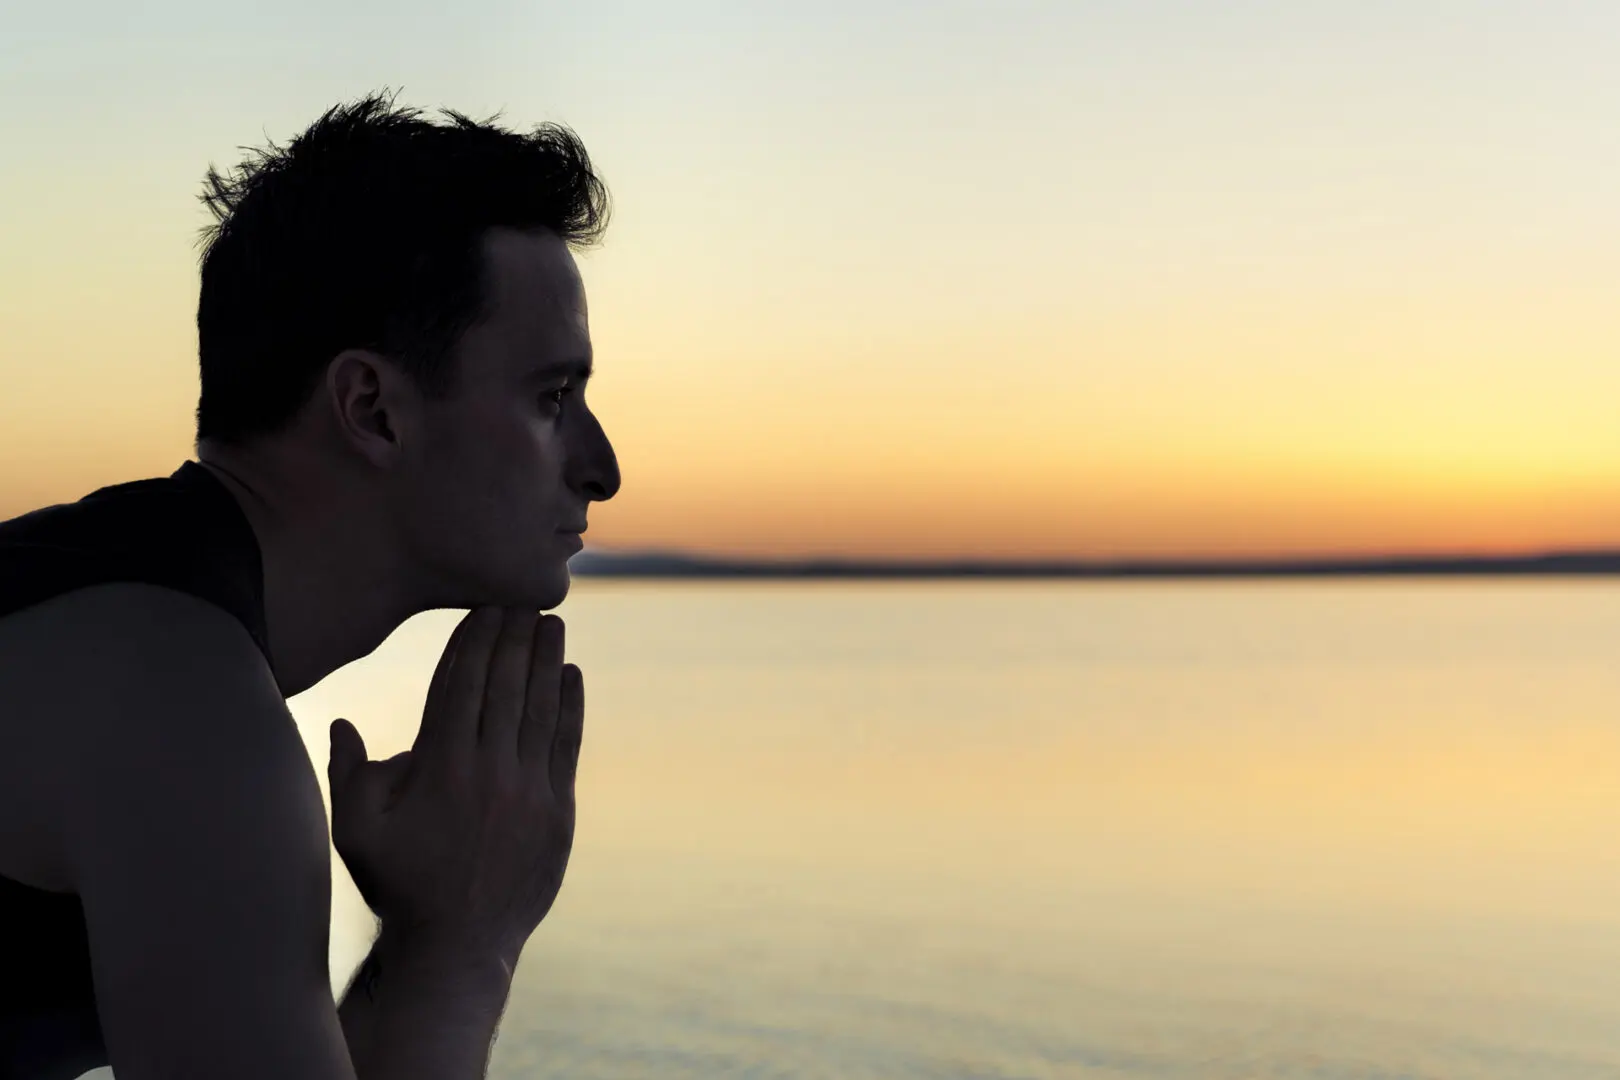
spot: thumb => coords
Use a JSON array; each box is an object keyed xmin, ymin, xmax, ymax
[{"xmin": 328, "ymin": 718, "xmax": 368, "ymax": 795}]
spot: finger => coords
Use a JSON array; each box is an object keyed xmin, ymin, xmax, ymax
[
  {"xmin": 421, "ymin": 615, "xmax": 471, "ymax": 726},
  {"xmin": 417, "ymin": 606, "xmax": 501, "ymax": 775},
  {"xmin": 481, "ymin": 607, "xmax": 538, "ymax": 755},
  {"xmin": 411, "ymin": 610, "xmax": 476, "ymax": 758},
  {"xmin": 328, "ymin": 718, "xmax": 367, "ymax": 796},
  {"xmin": 329, "ymin": 720, "xmax": 387, "ymax": 854},
  {"xmin": 549, "ymin": 663, "xmax": 584, "ymax": 802},
  {"xmin": 519, "ymin": 615, "xmax": 565, "ymax": 769}
]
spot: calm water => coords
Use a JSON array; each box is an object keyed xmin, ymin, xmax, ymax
[{"xmin": 269, "ymin": 580, "xmax": 1620, "ymax": 1078}]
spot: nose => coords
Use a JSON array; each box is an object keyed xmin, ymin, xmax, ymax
[{"xmin": 569, "ymin": 406, "xmax": 620, "ymax": 503}]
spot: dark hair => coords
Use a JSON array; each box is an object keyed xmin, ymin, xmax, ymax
[{"xmin": 193, "ymin": 89, "xmax": 610, "ymax": 445}]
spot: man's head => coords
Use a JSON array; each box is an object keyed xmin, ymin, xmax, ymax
[{"xmin": 194, "ymin": 91, "xmax": 619, "ymax": 611}]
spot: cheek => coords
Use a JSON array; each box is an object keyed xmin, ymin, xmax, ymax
[
  {"xmin": 417, "ymin": 406, "xmax": 566, "ymax": 517},
  {"xmin": 488, "ymin": 425, "xmax": 568, "ymax": 511},
  {"xmin": 410, "ymin": 422, "xmax": 507, "ymax": 530}
]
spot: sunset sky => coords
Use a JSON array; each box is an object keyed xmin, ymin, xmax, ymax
[{"xmin": 3, "ymin": 1, "xmax": 1618, "ymax": 559}]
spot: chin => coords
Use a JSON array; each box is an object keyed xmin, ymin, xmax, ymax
[
  {"xmin": 540, "ymin": 559, "xmax": 576, "ymax": 606},
  {"xmin": 460, "ymin": 561, "xmax": 572, "ymax": 612},
  {"xmin": 537, "ymin": 572, "xmax": 572, "ymax": 610},
  {"xmin": 516, "ymin": 564, "xmax": 572, "ymax": 610}
]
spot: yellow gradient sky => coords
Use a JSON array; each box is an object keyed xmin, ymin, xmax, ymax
[{"xmin": 3, "ymin": 1, "xmax": 1618, "ymax": 558}]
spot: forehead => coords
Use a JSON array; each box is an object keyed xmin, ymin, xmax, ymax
[{"xmin": 457, "ymin": 227, "xmax": 589, "ymax": 381}]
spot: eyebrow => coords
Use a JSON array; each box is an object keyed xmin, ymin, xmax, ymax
[{"xmin": 525, "ymin": 357, "xmax": 594, "ymax": 382}]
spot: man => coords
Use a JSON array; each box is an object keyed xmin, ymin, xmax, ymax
[{"xmin": 0, "ymin": 90, "xmax": 621, "ymax": 1079}]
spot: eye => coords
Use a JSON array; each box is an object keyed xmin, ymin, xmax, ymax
[{"xmin": 540, "ymin": 386, "xmax": 573, "ymax": 411}]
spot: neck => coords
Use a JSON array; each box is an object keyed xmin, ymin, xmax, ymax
[{"xmin": 196, "ymin": 443, "xmax": 419, "ymax": 698}]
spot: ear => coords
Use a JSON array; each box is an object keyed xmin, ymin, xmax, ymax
[{"xmin": 325, "ymin": 348, "xmax": 416, "ymax": 469}]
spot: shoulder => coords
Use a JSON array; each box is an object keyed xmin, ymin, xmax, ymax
[
  {"xmin": 0, "ymin": 577, "xmax": 266, "ymax": 674},
  {"xmin": 0, "ymin": 580, "xmax": 286, "ymax": 769},
  {"xmin": 0, "ymin": 582, "xmax": 323, "ymax": 891}
]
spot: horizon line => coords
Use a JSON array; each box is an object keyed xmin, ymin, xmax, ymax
[{"xmin": 570, "ymin": 547, "xmax": 1620, "ymax": 579}]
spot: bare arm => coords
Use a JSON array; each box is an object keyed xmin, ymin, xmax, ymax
[
  {"xmin": 336, "ymin": 926, "xmax": 512, "ymax": 1077},
  {"xmin": 43, "ymin": 585, "xmax": 536, "ymax": 1079}
]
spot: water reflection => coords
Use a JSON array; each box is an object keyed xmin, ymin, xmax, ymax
[{"xmin": 278, "ymin": 581, "xmax": 1620, "ymax": 1078}]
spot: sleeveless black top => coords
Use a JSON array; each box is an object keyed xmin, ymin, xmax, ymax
[{"xmin": 0, "ymin": 461, "xmax": 269, "ymax": 1079}]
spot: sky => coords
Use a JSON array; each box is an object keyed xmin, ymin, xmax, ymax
[{"xmin": 2, "ymin": 0, "xmax": 1618, "ymax": 559}]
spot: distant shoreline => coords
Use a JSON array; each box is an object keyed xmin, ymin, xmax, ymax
[{"xmin": 571, "ymin": 550, "xmax": 1620, "ymax": 579}]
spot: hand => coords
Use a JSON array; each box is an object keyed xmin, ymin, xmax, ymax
[{"xmin": 327, "ymin": 606, "xmax": 584, "ymax": 965}]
